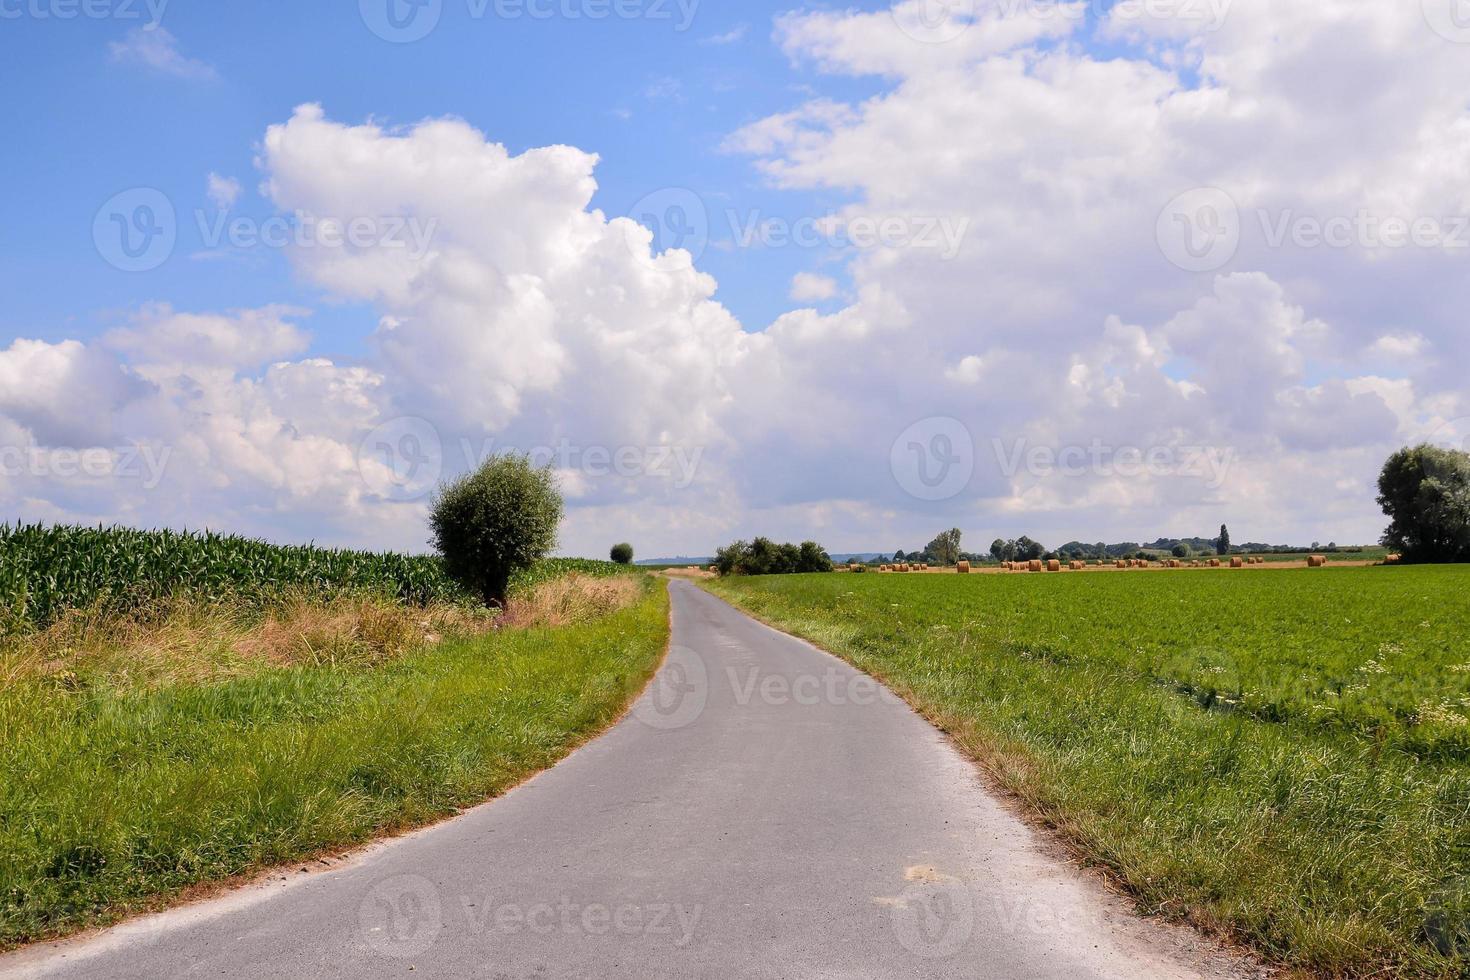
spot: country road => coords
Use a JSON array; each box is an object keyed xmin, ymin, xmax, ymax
[{"xmin": 3, "ymin": 581, "xmax": 1261, "ymax": 979}]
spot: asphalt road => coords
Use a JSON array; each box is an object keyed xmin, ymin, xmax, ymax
[{"xmin": 5, "ymin": 581, "xmax": 1258, "ymax": 979}]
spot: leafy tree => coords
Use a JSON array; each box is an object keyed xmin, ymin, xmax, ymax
[
  {"xmin": 1377, "ymin": 444, "xmax": 1470, "ymax": 563},
  {"xmin": 990, "ymin": 538, "xmax": 1011, "ymax": 562},
  {"xmin": 894, "ymin": 550, "xmax": 906, "ymax": 563},
  {"xmin": 798, "ymin": 541, "xmax": 834, "ymax": 572},
  {"xmin": 1172, "ymin": 543, "xmax": 1191, "ymax": 559},
  {"xmin": 1217, "ymin": 524, "xmax": 1231, "ymax": 556},
  {"xmin": 1014, "ymin": 536, "xmax": 1046, "ymax": 561},
  {"xmin": 926, "ymin": 528, "xmax": 963, "ymax": 566},
  {"xmin": 429, "ymin": 453, "xmax": 562, "ymax": 606},
  {"xmin": 610, "ymin": 543, "xmax": 634, "ymax": 565}
]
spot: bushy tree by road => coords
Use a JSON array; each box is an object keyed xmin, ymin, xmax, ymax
[
  {"xmin": 610, "ymin": 543, "xmax": 634, "ymax": 565},
  {"xmin": 429, "ymin": 454, "xmax": 562, "ymax": 606},
  {"xmin": 1377, "ymin": 445, "xmax": 1470, "ymax": 563}
]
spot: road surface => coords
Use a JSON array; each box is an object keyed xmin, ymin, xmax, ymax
[{"xmin": 4, "ymin": 581, "xmax": 1259, "ymax": 979}]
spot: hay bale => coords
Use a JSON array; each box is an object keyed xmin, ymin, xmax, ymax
[
  {"xmin": 1308, "ymin": 555, "xmax": 1327, "ymax": 567},
  {"xmin": 1028, "ymin": 559, "xmax": 1043, "ymax": 572},
  {"xmin": 1231, "ymin": 557, "xmax": 1244, "ymax": 568},
  {"xmin": 1071, "ymin": 560, "xmax": 1086, "ymax": 571},
  {"xmin": 1209, "ymin": 558, "xmax": 1221, "ymax": 567},
  {"xmin": 1385, "ymin": 554, "xmax": 1401, "ymax": 564},
  {"xmin": 1115, "ymin": 559, "xmax": 1127, "ymax": 568},
  {"xmin": 957, "ymin": 561, "xmax": 970, "ymax": 574},
  {"xmin": 1047, "ymin": 559, "xmax": 1062, "ymax": 572}
]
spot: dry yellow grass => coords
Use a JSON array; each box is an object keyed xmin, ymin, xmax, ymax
[
  {"xmin": 5, "ymin": 595, "xmax": 494, "ymax": 690},
  {"xmin": 5, "ymin": 574, "xmax": 640, "ymax": 689},
  {"xmin": 500, "ymin": 573, "xmax": 644, "ymax": 629}
]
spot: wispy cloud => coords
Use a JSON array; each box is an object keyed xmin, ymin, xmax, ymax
[
  {"xmin": 700, "ymin": 24, "xmax": 748, "ymax": 46},
  {"xmin": 109, "ymin": 27, "xmax": 217, "ymax": 81},
  {"xmin": 643, "ymin": 76, "xmax": 684, "ymax": 101},
  {"xmin": 206, "ymin": 173, "xmax": 241, "ymax": 209}
]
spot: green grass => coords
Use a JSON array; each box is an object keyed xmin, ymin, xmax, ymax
[
  {"xmin": 706, "ymin": 566, "xmax": 1470, "ymax": 978},
  {"xmin": 0, "ymin": 578, "xmax": 669, "ymax": 949}
]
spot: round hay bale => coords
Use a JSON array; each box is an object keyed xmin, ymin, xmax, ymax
[
  {"xmin": 1308, "ymin": 555, "xmax": 1327, "ymax": 567},
  {"xmin": 1385, "ymin": 554, "xmax": 1401, "ymax": 564},
  {"xmin": 1028, "ymin": 559, "xmax": 1043, "ymax": 572},
  {"xmin": 1230, "ymin": 557, "xmax": 1244, "ymax": 568},
  {"xmin": 957, "ymin": 561, "xmax": 971, "ymax": 574},
  {"xmin": 1047, "ymin": 559, "xmax": 1062, "ymax": 572},
  {"xmin": 1116, "ymin": 559, "xmax": 1127, "ymax": 568}
]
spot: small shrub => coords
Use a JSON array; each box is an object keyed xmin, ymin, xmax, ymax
[
  {"xmin": 429, "ymin": 454, "xmax": 563, "ymax": 606},
  {"xmin": 610, "ymin": 543, "xmax": 634, "ymax": 565}
]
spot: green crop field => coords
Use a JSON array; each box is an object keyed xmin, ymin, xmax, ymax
[
  {"xmin": 0, "ymin": 523, "xmax": 630, "ymax": 634},
  {"xmin": 706, "ymin": 566, "xmax": 1470, "ymax": 978}
]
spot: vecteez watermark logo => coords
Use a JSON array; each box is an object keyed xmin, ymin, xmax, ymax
[
  {"xmin": 891, "ymin": 0, "xmax": 1231, "ymax": 45},
  {"xmin": 1422, "ymin": 0, "xmax": 1470, "ymax": 43},
  {"xmin": 0, "ymin": 444, "xmax": 172, "ymax": 489},
  {"xmin": 357, "ymin": 418, "xmax": 445, "ymax": 503},
  {"xmin": 632, "ymin": 645, "xmax": 709, "ymax": 730},
  {"xmin": 1427, "ymin": 416, "xmax": 1470, "ymax": 455},
  {"xmin": 359, "ymin": 0, "xmax": 442, "ymax": 42},
  {"xmin": 0, "ymin": 0, "xmax": 168, "ymax": 24},
  {"xmin": 726, "ymin": 211, "xmax": 970, "ymax": 260},
  {"xmin": 360, "ymin": 0, "xmax": 699, "ymax": 42},
  {"xmin": 1424, "ymin": 875, "xmax": 1470, "ymax": 957},
  {"xmin": 93, "ymin": 187, "xmax": 439, "ymax": 272},
  {"xmin": 992, "ymin": 438, "xmax": 1237, "ymax": 489},
  {"xmin": 355, "ymin": 423, "xmax": 706, "ymax": 503},
  {"xmin": 358, "ymin": 875, "xmax": 444, "ymax": 958},
  {"xmin": 1158, "ymin": 186, "xmax": 1470, "ymax": 272},
  {"xmin": 890, "ymin": 417, "xmax": 975, "ymax": 502},
  {"xmin": 622, "ymin": 190, "xmax": 971, "ymax": 269},
  {"xmin": 194, "ymin": 210, "xmax": 439, "ymax": 258},
  {"xmin": 356, "ymin": 873, "xmax": 702, "ymax": 957},
  {"xmin": 727, "ymin": 664, "xmax": 905, "ymax": 709},
  {"xmin": 625, "ymin": 187, "xmax": 711, "ymax": 269},
  {"xmin": 887, "ymin": 868, "xmax": 974, "ymax": 959},
  {"xmin": 1156, "ymin": 187, "xmax": 1240, "ymax": 273},
  {"xmin": 93, "ymin": 188, "xmax": 176, "ymax": 273},
  {"xmin": 461, "ymin": 896, "xmax": 703, "ymax": 946}
]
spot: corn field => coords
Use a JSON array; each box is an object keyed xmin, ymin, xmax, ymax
[
  {"xmin": 0, "ymin": 523, "xmax": 634, "ymax": 634},
  {"xmin": 0, "ymin": 523, "xmax": 468, "ymax": 633}
]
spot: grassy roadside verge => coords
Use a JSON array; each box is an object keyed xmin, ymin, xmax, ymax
[
  {"xmin": 704, "ymin": 569, "xmax": 1470, "ymax": 979},
  {"xmin": 0, "ymin": 577, "xmax": 669, "ymax": 949}
]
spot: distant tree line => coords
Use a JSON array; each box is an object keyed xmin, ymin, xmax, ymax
[{"xmin": 714, "ymin": 538, "xmax": 834, "ymax": 576}]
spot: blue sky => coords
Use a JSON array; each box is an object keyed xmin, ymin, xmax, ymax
[
  {"xmin": 1, "ymin": 0, "xmax": 896, "ymax": 353},
  {"xmin": 1, "ymin": 1, "xmax": 1465, "ymax": 557}
]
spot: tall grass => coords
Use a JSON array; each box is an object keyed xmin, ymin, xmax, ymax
[
  {"xmin": 0, "ymin": 577, "xmax": 668, "ymax": 949},
  {"xmin": 707, "ymin": 567, "xmax": 1470, "ymax": 979}
]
